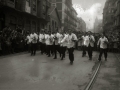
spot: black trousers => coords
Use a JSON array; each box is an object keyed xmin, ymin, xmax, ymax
[
  {"xmin": 82, "ymin": 45, "xmax": 86, "ymax": 56},
  {"xmin": 50, "ymin": 45, "xmax": 54, "ymax": 55},
  {"xmin": 46, "ymin": 45, "xmax": 51, "ymax": 56},
  {"xmin": 98, "ymin": 48, "xmax": 108, "ymax": 60},
  {"xmin": 68, "ymin": 48, "xmax": 74, "ymax": 62},
  {"xmin": 40, "ymin": 43, "xmax": 45, "ymax": 54},
  {"xmin": 54, "ymin": 45, "xmax": 61, "ymax": 58},
  {"xmin": 61, "ymin": 46, "xmax": 67, "ymax": 59},
  {"xmin": 31, "ymin": 43, "xmax": 37, "ymax": 55},
  {"xmin": 87, "ymin": 44, "xmax": 93, "ymax": 58}
]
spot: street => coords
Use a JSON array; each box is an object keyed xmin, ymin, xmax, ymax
[
  {"xmin": 0, "ymin": 51, "xmax": 97, "ymax": 90},
  {"xmin": 0, "ymin": 51, "xmax": 120, "ymax": 90}
]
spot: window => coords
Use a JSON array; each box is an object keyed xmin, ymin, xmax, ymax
[
  {"xmin": 109, "ymin": 10, "xmax": 111, "ymax": 13},
  {"xmin": 43, "ymin": 1, "xmax": 46, "ymax": 5},
  {"xmin": 43, "ymin": 5, "xmax": 45, "ymax": 10},
  {"xmin": 26, "ymin": 0, "xmax": 30, "ymax": 7},
  {"xmin": 33, "ymin": 0, "xmax": 36, "ymax": 11},
  {"xmin": 10, "ymin": 0, "xmax": 15, "ymax": 2}
]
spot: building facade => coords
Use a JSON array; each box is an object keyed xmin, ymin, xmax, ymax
[
  {"xmin": 47, "ymin": 6, "xmax": 61, "ymax": 32},
  {"xmin": 103, "ymin": 0, "xmax": 120, "ymax": 38},
  {"xmin": 94, "ymin": 17, "xmax": 103, "ymax": 33},
  {"xmin": 49, "ymin": 0, "xmax": 78, "ymax": 31},
  {"xmin": 0, "ymin": 0, "xmax": 51, "ymax": 33}
]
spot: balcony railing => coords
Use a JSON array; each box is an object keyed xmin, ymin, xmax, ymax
[
  {"xmin": 46, "ymin": 15, "xmax": 50, "ymax": 22},
  {"xmin": 46, "ymin": 0, "xmax": 51, "ymax": 8},
  {"xmin": 15, "ymin": 1, "xmax": 22, "ymax": 11}
]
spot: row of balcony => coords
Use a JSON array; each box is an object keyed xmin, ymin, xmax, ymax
[
  {"xmin": 0, "ymin": 0, "xmax": 50, "ymax": 22},
  {"xmin": 64, "ymin": 17, "xmax": 77, "ymax": 27},
  {"xmin": 64, "ymin": 9, "xmax": 77, "ymax": 22}
]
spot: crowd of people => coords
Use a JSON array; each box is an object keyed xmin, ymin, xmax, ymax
[{"xmin": 0, "ymin": 26, "xmax": 120, "ymax": 64}]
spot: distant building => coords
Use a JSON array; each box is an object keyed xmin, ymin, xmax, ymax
[
  {"xmin": 50, "ymin": 0, "xmax": 78, "ymax": 31},
  {"xmin": 94, "ymin": 17, "xmax": 103, "ymax": 33},
  {"xmin": 0, "ymin": 0, "xmax": 51, "ymax": 32},
  {"xmin": 76, "ymin": 17, "xmax": 86, "ymax": 32}
]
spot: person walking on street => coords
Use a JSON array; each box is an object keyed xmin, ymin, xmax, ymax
[
  {"xmin": 87, "ymin": 31, "xmax": 95, "ymax": 60},
  {"xmin": 82, "ymin": 33, "xmax": 87, "ymax": 57},
  {"xmin": 97, "ymin": 33, "xmax": 109, "ymax": 61},
  {"xmin": 30, "ymin": 32, "xmax": 38, "ymax": 56},
  {"xmin": 61, "ymin": 29, "xmax": 77, "ymax": 65}
]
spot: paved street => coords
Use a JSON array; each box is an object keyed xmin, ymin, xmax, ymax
[{"xmin": 0, "ymin": 51, "xmax": 97, "ymax": 90}]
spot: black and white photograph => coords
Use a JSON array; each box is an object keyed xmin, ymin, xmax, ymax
[{"xmin": 0, "ymin": 0, "xmax": 120, "ymax": 90}]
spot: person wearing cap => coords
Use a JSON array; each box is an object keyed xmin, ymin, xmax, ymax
[
  {"xmin": 61, "ymin": 29, "xmax": 77, "ymax": 65},
  {"xmin": 87, "ymin": 31, "xmax": 95, "ymax": 60},
  {"xmin": 97, "ymin": 33, "xmax": 109, "ymax": 61}
]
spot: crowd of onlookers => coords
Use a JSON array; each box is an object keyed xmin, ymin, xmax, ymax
[
  {"xmin": 0, "ymin": 26, "xmax": 31, "ymax": 56},
  {"xmin": 0, "ymin": 26, "xmax": 120, "ymax": 56}
]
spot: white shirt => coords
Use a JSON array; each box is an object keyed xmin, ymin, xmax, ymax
[
  {"xmin": 39, "ymin": 34, "xmax": 45, "ymax": 43},
  {"xmin": 84, "ymin": 35, "xmax": 89, "ymax": 47},
  {"xmin": 51, "ymin": 34, "xmax": 55, "ymax": 45},
  {"xmin": 45, "ymin": 34, "xmax": 51, "ymax": 45},
  {"xmin": 97, "ymin": 37, "xmax": 108, "ymax": 49},
  {"xmin": 61, "ymin": 34, "xmax": 68, "ymax": 47},
  {"xmin": 54, "ymin": 33, "xmax": 60, "ymax": 45},
  {"xmin": 58, "ymin": 34, "xmax": 63, "ymax": 44},
  {"xmin": 89, "ymin": 35, "xmax": 95, "ymax": 47},
  {"xmin": 81, "ymin": 35, "xmax": 85, "ymax": 45},
  {"xmin": 26, "ymin": 35, "xmax": 31, "ymax": 44},
  {"xmin": 61, "ymin": 33, "xmax": 77, "ymax": 48},
  {"xmin": 30, "ymin": 33, "xmax": 38, "ymax": 43}
]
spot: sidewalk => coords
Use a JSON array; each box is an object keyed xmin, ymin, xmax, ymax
[{"xmin": 92, "ymin": 53, "xmax": 120, "ymax": 90}]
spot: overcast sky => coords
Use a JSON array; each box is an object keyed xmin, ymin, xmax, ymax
[{"xmin": 72, "ymin": 0, "xmax": 106, "ymax": 30}]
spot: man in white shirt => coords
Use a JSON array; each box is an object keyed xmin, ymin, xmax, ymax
[
  {"xmin": 26, "ymin": 33, "xmax": 31, "ymax": 52},
  {"xmin": 61, "ymin": 29, "xmax": 77, "ymax": 65},
  {"xmin": 60, "ymin": 31, "xmax": 68, "ymax": 60},
  {"xmin": 87, "ymin": 31, "xmax": 95, "ymax": 60},
  {"xmin": 39, "ymin": 30, "xmax": 45, "ymax": 54},
  {"xmin": 53, "ymin": 30, "xmax": 61, "ymax": 59},
  {"xmin": 50, "ymin": 31, "xmax": 55, "ymax": 56},
  {"xmin": 45, "ymin": 31, "xmax": 52, "ymax": 57},
  {"xmin": 30, "ymin": 32, "xmax": 38, "ymax": 56},
  {"xmin": 81, "ymin": 32, "xmax": 87, "ymax": 57},
  {"xmin": 97, "ymin": 33, "xmax": 108, "ymax": 61}
]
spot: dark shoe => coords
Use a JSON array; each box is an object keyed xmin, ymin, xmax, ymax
[
  {"xmin": 53, "ymin": 57, "xmax": 57, "ymax": 59},
  {"xmin": 61, "ymin": 58, "xmax": 63, "ymax": 60},
  {"xmin": 98, "ymin": 58, "xmax": 101, "ymax": 61},
  {"xmin": 89, "ymin": 57, "xmax": 92, "ymax": 60},
  {"xmin": 70, "ymin": 61, "xmax": 73, "ymax": 65},
  {"xmin": 60, "ymin": 54, "xmax": 61, "ymax": 57},
  {"xmin": 105, "ymin": 58, "xmax": 107, "ymax": 61}
]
